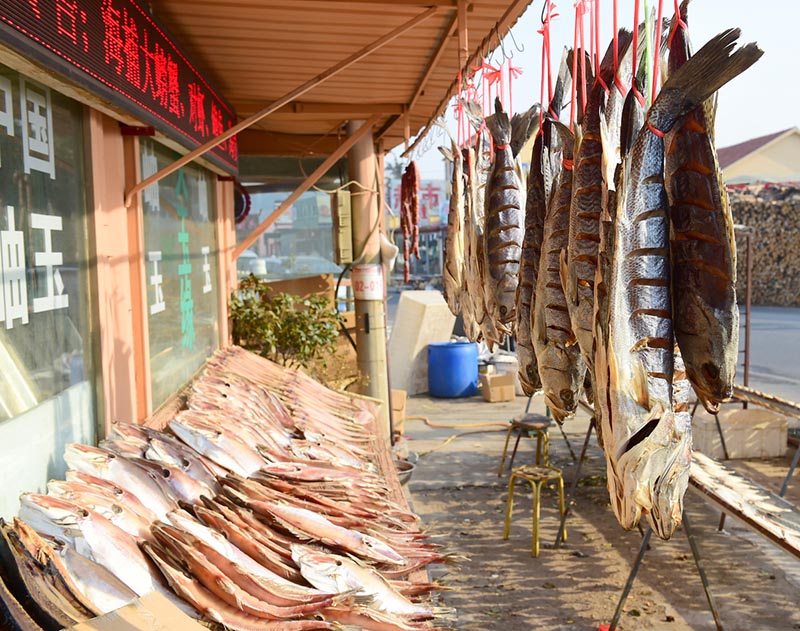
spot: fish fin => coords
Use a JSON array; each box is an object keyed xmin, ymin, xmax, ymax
[
  {"xmin": 650, "ymin": 28, "xmax": 762, "ymax": 133},
  {"xmin": 559, "ymin": 248, "xmax": 571, "ymax": 300},
  {"xmin": 549, "ymin": 46, "xmax": 571, "ymax": 117},
  {"xmin": 511, "ymin": 103, "xmax": 541, "ymax": 157},
  {"xmin": 550, "ymin": 120, "xmax": 575, "ymax": 158},
  {"xmin": 462, "ymin": 99, "xmax": 484, "ymax": 131},
  {"xmin": 485, "ymin": 97, "xmax": 510, "ymax": 143},
  {"xmin": 629, "ymin": 359, "xmax": 651, "ymax": 409},
  {"xmin": 620, "ymin": 89, "xmax": 644, "ymax": 160}
]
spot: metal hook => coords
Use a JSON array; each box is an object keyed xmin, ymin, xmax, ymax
[
  {"xmin": 509, "ymin": 28, "xmax": 525, "ymax": 53},
  {"xmin": 499, "ymin": 31, "xmax": 512, "ymax": 62}
]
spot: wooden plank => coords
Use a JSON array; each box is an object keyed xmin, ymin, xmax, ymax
[
  {"xmin": 689, "ymin": 452, "xmax": 800, "ymax": 560},
  {"xmin": 732, "ymin": 384, "xmax": 800, "ymax": 420}
]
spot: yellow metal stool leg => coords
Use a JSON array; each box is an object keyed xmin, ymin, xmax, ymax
[
  {"xmin": 531, "ymin": 480, "xmax": 543, "ymax": 557},
  {"xmin": 503, "ymin": 474, "xmax": 518, "ymax": 539},
  {"xmin": 557, "ymin": 472, "xmax": 567, "ymax": 543},
  {"xmin": 498, "ymin": 426, "xmax": 514, "ymax": 476}
]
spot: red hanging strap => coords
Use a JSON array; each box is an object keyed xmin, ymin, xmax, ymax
[
  {"xmin": 538, "ymin": 0, "xmax": 559, "ymax": 129},
  {"xmin": 667, "ymin": 0, "xmax": 688, "ymax": 48},
  {"xmin": 647, "ymin": 121, "xmax": 665, "ymax": 137},
  {"xmin": 629, "ymin": 0, "xmax": 646, "ymax": 107},
  {"xmin": 650, "ymin": 0, "xmax": 664, "ymax": 104},
  {"xmin": 508, "ymin": 61, "xmax": 523, "ymax": 117}
]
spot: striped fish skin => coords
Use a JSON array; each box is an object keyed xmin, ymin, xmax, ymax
[
  {"xmin": 473, "ymin": 119, "xmax": 503, "ymax": 348},
  {"xmin": 485, "ymin": 100, "xmax": 525, "ymax": 327},
  {"xmin": 565, "ymin": 34, "xmax": 633, "ymax": 372},
  {"xmin": 459, "ymin": 146, "xmax": 481, "ymax": 342},
  {"xmin": 439, "ymin": 137, "xmax": 465, "ymax": 317},
  {"xmin": 602, "ymin": 28, "xmax": 763, "ymax": 537},
  {"xmin": 664, "ymin": 1, "xmax": 739, "ymax": 413},
  {"xmin": 533, "ymin": 123, "xmax": 585, "ymax": 422},
  {"xmin": 516, "ymin": 128, "xmax": 548, "ymax": 395}
]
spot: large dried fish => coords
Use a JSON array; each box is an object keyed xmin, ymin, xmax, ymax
[
  {"xmin": 664, "ymin": 0, "xmax": 744, "ymax": 412},
  {"xmin": 533, "ymin": 122, "xmax": 586, "ymax": 422},
  {"xmin": 516, "ymin": 54, "xmax": 570, "ymax": 395},
  {"xmin": 464, "ymin": 104, "xmax": 502, "ymax": 348},
  {"xmin": 601, "ymin": 29, "xmax": 762, "ymax": 538},
  {"xmin": 438, "ymin": 130, "xmax": 465, "ymax": 316},
  {"xmin": 484, "ymin": 98, "xmax": 527, "ymax": 327},
  {"xmin": 563, "ymin": 32, "xmax": 633, "ymax": 372}
]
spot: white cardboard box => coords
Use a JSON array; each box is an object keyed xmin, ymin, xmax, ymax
[
  {"xmin": 388, "ymin": 291, "xmax": 455, "ymax": 395},
  {"xmin": 693, "ymin": 407, "xmax": 788, "ymax": 459}
]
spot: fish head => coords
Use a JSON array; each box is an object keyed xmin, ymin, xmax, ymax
[
  {"xmin": 64, "ymin": 443, "xmax": 114, "ymax": 475},
  {"xmin": 359, "ymin": 534, "xmax": 405, "ymax": 566},
  {"xmin": 544, "ymin": 388, "xmax": 579, "ymax": 423},
  {"xmin": 18, "ymin": 493, "xmax": 89, "ymax": 535}
]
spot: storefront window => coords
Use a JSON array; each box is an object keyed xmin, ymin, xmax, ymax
[
  {"xmin": 0, "ymin": 65, "xmax": 96, "ymax": 516},
  {"xmin": 140, "ymin": 139, "xmax": 220, "ymax": 408}
]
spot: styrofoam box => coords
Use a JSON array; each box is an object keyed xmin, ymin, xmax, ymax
[{"xmin": 693, "ymin": 407, "xmax": 788, "ymax": 459}]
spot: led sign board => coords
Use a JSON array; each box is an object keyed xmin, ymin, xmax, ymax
[{"xmin": 0, "ymin": 0, "xmax": 238, "ymax": 172}]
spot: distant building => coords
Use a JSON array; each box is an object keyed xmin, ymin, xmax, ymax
[{"xmin": 718, "ymin": 127, "xmax": 800, "ymax": 184}]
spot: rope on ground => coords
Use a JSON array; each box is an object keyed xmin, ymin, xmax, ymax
[{"xmin": 403, "ymin": 416, "xmax": 509, "ymax": 457}]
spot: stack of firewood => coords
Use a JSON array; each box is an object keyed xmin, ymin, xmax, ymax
[{"xmin": 729, "ymin": 184, "xmax": 800, "ymax": 306}]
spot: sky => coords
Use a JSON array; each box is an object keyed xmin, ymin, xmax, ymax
[{"xmin": 404, "ymin": 0, "xmax": 795, "ymax": 180}]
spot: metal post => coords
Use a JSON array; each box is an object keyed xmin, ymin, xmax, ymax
[
  {"xmin": 348, "ymin": 120, "xmax": 391, "ymax": 443},
  {"xmin": 682, "ymin": 511, "xmax": 724, "ymax": 631},
  {"xmin": 554, "ymin": 420, "xmax": 594, "ymax": 548},
  {"xmin": 744, "ymin": 233, "xmax": 752, "ymax": 390},
  {"xmin": 713, "ymin": 413, "xmax": 730, "ymax": 460},
  {"xmin": 608, "ymin": 528, "xmax": 652, "ymax": 631},
  {"xmin": 779, "ymin": 443, "xmax": 800, "ymax": 498}
]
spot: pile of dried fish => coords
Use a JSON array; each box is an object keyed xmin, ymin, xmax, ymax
[
  {"xmin": 437, "ymin": 1, "xmax": 762, "ymax": 538},
  {"xmin": 2, "ymin": 347, "xmax": 451, "ymax": 631}
]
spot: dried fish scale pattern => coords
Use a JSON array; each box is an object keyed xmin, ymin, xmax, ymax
[
  {"xmin": 484, "ymin": 101, "xmax": 525, "ymax": 327},
  {"xmin": 516, "ymin": 127, "xmax": 548, "ymax": 395},
  {"xmin": 664, "ymin": 1, "xmax": 740, "ymax": 413},
  {"xmin": 438, "ymin": 133, "xmax": 465, "ymax": 316},
  {"xmin": 600, "ymin": 28, "xmax": 762, "ymax": 538},
  {"xmin": 533, "ymin": 124, "xmax": 586, "ymax": 423}
]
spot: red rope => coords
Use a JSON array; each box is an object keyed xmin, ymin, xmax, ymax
[
  {"xmin": 577, "ymin": 1, "xmax": 588, "ymax": 118},
  {"xmin": 651, "ymin": 0, "xmax": 664, "ymax": 104},
  {"xmin": 508, "ymin": 61, "xmax": 523, "ymax": 118},
  {"xmin": 667, "ymin": 0, "xmax": 688, "ymax": 48},
  {"xmin": 538, "ymin": 1, "xmax": 558, "ymax": 132},
  {"xmin": 630, "ymin": 0, "xmax": 646, "ymax": 106},
  {"xmin": 563, "ymin": 157, "xmax": 574, "ymax": 170},
  {"xmin": 647, "ymin": 121, "xmax": 665, "ymax": 137},
  {"xmin": 569, "ymin": 12, "xmax": 579, "ymax": 130}
]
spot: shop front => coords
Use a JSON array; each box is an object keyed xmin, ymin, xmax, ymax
[{"xmin": 0, "ymin": 0, "xmax": 237, "ymax": 517}]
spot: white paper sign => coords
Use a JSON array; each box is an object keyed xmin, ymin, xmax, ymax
[{"xmin": 351, "ymin": 264, "xmax": 384, "ymax": 301}]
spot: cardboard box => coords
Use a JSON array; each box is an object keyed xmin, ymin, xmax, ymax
[
  {"xmin": 391, "ymin": 388, "xmax": 407, "ymax": 435},
  {"xmin": 693, "ymin": 407, "xmax": 788, "ymax": 459},
  {"xmin": 479, "ymin": 371, "xmax": 516, "ymax": 403},
  {"xmin": 67, "ymin": 591, "xmax": 207, "ymax": 631}
]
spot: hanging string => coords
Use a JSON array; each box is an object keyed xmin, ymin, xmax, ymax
[
  {"xmin": 593, "ymin": 0, "xmax": 609, "ymax": 91},
  {"xmin": 538, "ymin": 0, "xmax": 558, "ymax": 132},
  {"xmin": 612, "ymin": 0, "xmax": 626, "ymax": 93},
  {"xmin": 650, "ymin": 0, "xmax": 664, "ymax": 105},
  {"xmin": 667, "ymin": 0, "xmax": 688, "ymax": 48},
  {"xmin": 578, "ymin": 1, "xmax": 588, "ymax": 118},
  {"xmin": 643, "ymin": 0, "xmax": 653, "ymax": 107},
  {"xmin": 630, "ymin": 0, "xmax": 646, "ymax": 106},
  {"xmin": 569, "ymin": 9, "xmax": 579, "ymax": 130}
]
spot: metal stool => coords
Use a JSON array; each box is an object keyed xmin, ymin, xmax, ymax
[
  {"xmin": 503, "ymin": 464, "xmax": 567, "ymax": 557},
  {"xmin": 497, "ymin": 413, "xmax": 552, "ymax": 476}
]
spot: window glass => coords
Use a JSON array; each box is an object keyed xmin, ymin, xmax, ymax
[
  {"xmin": 0, "ymin": 65, "xmax": 96, "ymax": 518},
  {"xmin": 140, "ymin": 139, "xmax": 219, "ymax": 408}
]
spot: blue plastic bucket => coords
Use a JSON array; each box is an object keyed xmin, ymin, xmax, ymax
[{"xmin": 428, "ymin": 341, "xmax": 478, "ymax": 398}]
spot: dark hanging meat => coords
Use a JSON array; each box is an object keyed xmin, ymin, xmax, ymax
[{"xmin": 400, "ymin": 161, "xmax": 420, "ymax": 282}]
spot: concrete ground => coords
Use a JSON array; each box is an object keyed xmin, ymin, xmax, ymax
[{"xmin": 400, "ymin": 392, "xmax": 800, "ymax": 631}]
